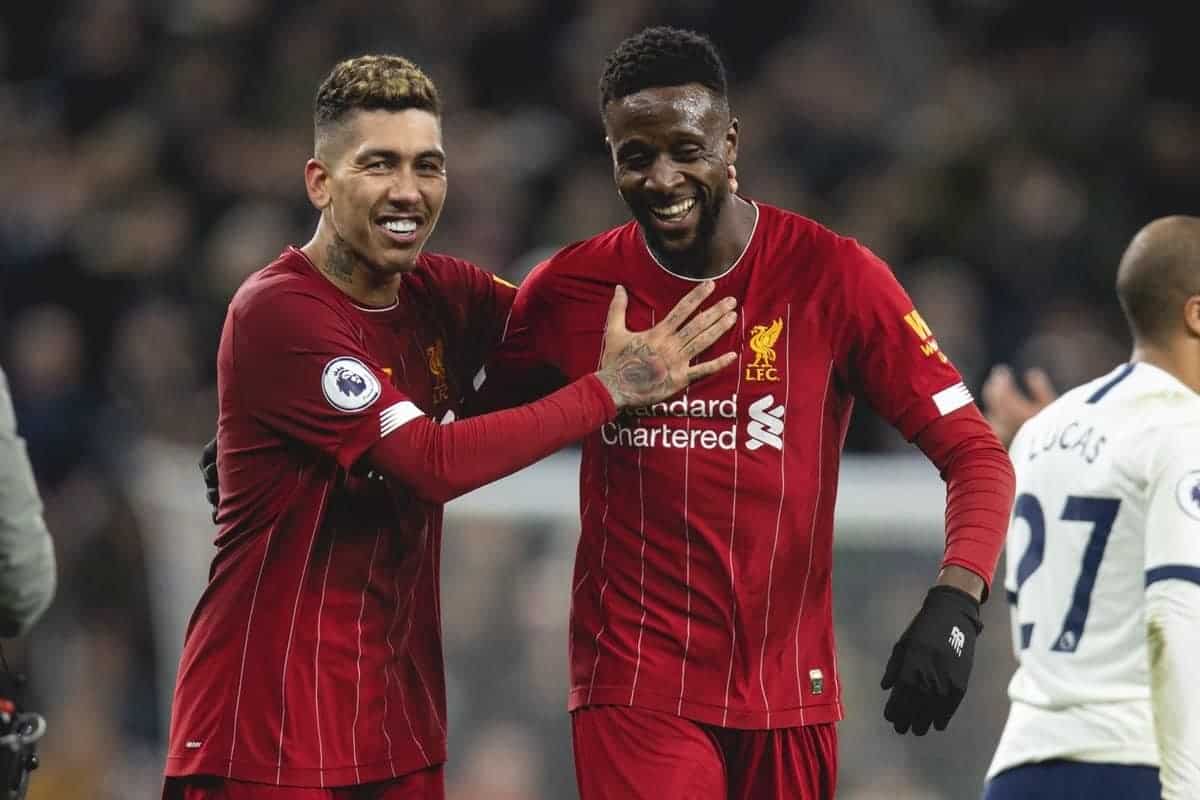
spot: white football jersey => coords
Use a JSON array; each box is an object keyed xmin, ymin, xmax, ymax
[{"xmin": 988, "ymin": 362, "xmax": 1200, "ymax": 779}]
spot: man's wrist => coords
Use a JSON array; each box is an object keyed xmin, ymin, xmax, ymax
[{"xmin": 935, "ymin": 565, "xmax": 986, "ymax": 604}]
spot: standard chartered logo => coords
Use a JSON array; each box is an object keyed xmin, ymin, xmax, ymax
[
  {"xmin": 746, "ymin": 394, "xmax": 785, "ymax": 451},
  {"xmin": 598, "ymin": 393, "xmax": 786, "ymax": 452}
]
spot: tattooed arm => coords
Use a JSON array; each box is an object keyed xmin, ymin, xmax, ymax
[{"xmin": 364, "ymin": 282, "xmax": 737, "ymax": 503}]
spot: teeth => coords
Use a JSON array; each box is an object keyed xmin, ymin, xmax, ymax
[
  {"xmin": 383, "ymin": 219, "xmax": 417, "ymax": 233},
  {"xmin": 651, "ymin": 199, "xmax": 696, "ymax": 219}
]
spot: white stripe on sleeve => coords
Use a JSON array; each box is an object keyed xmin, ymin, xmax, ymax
[
  {"xmin": 380, "ymin": 400, "xmax": 424, "ymax": 438},
  {"xmin": 932, "ymin": 381, "xmax": 973, "ymax": 416}
]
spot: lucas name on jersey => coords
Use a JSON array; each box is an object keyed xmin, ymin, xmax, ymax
[
  {"xmin": 1023, "ymin": 418, "xmax": 1107, "ymax": 465},
  {"xmin": 601, "ymin": 392, "xmax": 785, "ymax": 452}
]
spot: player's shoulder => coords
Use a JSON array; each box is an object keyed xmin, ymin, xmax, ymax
[
  {"xmin": 412, "ymin": 250, "xmax": 503, "ymax": 284},
  {"xmin": 229, "ymin": 247, "xmax": 347, "ymax": 324},
  {"xmin": 755, "ymin": 203, "xmax": 872, "ymax": 259},
  {"xmin": 1014, "ymin": 362, "xmax": 1200, "ymax": 454},
  {"xmin": 521, "ymin": 222, "xmax": 638, "ymax": 288}
]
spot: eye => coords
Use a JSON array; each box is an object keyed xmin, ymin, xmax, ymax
[
  {"xmin": 674, "ymin": 146, "xmax": 703, "ymax": 161},
  {"xmin": 621, "ymin": 152, "xmax": 652, "ymax": 169},
  {"xmin": 365, "ymin": 160, "xmax": 390, "ymax": 172}
]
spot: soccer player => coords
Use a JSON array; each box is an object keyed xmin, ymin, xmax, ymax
[
  {"xmin": 162, "ymin": 54, "xmax": 739, "ymax": 800},
  {"xmin": 479, "ymin": 26, "xmax": 1017, "ymax": 800},
  {"xmin": 983, "ymin": 216, "xmax": 1200, "ymax": 800}
]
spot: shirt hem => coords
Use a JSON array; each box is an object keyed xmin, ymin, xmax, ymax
[
  {"xmin": 569, "ymin": 685, "xmax": 843, "ymax": 729},
  {"xmin": 164, "ymin": 749, "xmax": 446, "ymax": 788}
]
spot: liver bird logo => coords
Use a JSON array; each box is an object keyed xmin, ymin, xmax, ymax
[{"xmin": 748, "ymin": 318, "xmax": 783, "ymax": 368}]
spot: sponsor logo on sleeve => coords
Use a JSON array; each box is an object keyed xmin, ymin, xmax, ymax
[
  {"xmin": 746, "ymin": 318, "xmax": 783, "ymax": 382},
  {"xmin": 1176, "ymin": 470, "xmax": 1200, "ymax": 521},
  {"xmin": 903, "ymin": 309, "xmax": 949, "ymax": 364},
  {"xmin": 322, "ymin": 356, "xmax": 382, "ymax": 412}
]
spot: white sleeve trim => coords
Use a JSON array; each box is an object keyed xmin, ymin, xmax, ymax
[
  {"xmin": 932, "ymin": 381, "xmax": 973, "ymax": 416},
  {"xmin": 380, "ymin": 400, "xmax": 424, "ymax": 438}
]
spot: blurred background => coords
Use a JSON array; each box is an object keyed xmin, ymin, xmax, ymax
[{"xmin": 1, "ymin": 0, "xmax": 1197, "ymax": 797}]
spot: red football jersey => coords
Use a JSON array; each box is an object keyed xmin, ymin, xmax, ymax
[
  {"xmin": 166, "ymin": 248, "xmax": 512, "ymax": 786},
  {"xmin": 493, "ymin": 203, "xmax": 973, "ymax": 729}
]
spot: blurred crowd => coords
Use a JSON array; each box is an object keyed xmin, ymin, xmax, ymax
[{"xmin": 2, "ymin": 1, "xmax": 1197, "ymax": 797}]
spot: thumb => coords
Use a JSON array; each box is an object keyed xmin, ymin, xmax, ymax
[
  {"xmin": 880, "ymin": 643, "xmax": 905, "ymax": 690},
  {"xmin": 605, "ymin": 285, "xmax": 628, "ymax": 337}
]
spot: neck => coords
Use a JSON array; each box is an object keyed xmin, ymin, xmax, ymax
[
  {"xmin": 1131, "ymin": 340, "xmax": 1200, "ymax": 395},
  {"xmin": 300, "ymin": 219, "xmax": 403, "ymax": 307},
  {"xmin": 653, "ymin": 195, "xmax": 757, "ymax": 280}
]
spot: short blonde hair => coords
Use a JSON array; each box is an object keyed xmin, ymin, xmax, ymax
[{"xmin": 313, "ymin": 55, "xmax": 440, "ymax": 149}]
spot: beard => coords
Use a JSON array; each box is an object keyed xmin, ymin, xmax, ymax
[{"xmin": 639, "ymin": 185, "xmax": 726, "ymax": 274}]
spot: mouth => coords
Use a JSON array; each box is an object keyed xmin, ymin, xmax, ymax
[
  {"xmin": 648, "ymin": 197, "xmax": 697, "ymax": 224},
  {"xmin": 376, "ymin": 215, "xmax": 422, "ymax": 244}
]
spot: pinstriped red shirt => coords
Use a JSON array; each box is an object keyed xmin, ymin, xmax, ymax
[
  {"xmin": 493, "ymin": 203, "xmax": 976, "ymax": 729},
  {"xmin": 165, "ymin": 248, "xmax": 512, "ymax": 786}
]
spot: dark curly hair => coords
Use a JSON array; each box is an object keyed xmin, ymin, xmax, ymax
[
  {"xmin": 314, "ymin": 54, "xmax": 440, "ymax": 152},
  {"xmin": 598, "ymin": 26, "xmax": 728, "ymax": 113}
]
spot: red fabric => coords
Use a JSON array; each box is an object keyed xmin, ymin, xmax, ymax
[
  {"xmin": 488, "ymin": 202, "xmax": 970, "ymax": 729},
  {"xmin": 166, "ymin": 248, "xmax": 513, "ymax": 786},
  {"xmin": 163, "ymin": 767, "xmax": 444, "ymax": 800},
  {"xmin": 367, "ymin": 374, "xmax": 614, "ymax": 503},
  {"xmin": 570, "ymin": 705, "xmax": 837, "ymax": 800},
  {"xmin": 914, "ymin": 406, "xmax": 1016, "ymax": 598}
]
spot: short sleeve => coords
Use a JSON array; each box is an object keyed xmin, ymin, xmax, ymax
[
  {"xmin": 1144, "ymin": 423, "xmax": 1200, "ymax": 584},
  {"xmin": 226, "ymin": 290, "xmax": 417, "ymax": 469},
  {"xmin": 839, "ymin": 244, "xmax": 970, "ymax": 440}
]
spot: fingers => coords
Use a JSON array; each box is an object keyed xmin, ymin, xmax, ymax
[
  {"xmin": 604, "ymin": 285, "xmax": 629, "ymax": 339},
  {"xmin": 680, "ymin": 309, "xmax": 738, "ymax": 361},
  {"xmin": 880, "ymin": 643, "xmax": 904, "ymax": 690},
  {"xmin": 675, "ymin": 297, "xmax": 738, "ymax": 347},
  {"xmin": 200, "ymin": 437, "xmax": 217, "ymax": 470},
  {"xmin": 686, "ymin": 352, "xmax": 738, "ymax": 382},
  {"xmin": 1025, "ymin": 367, "xmax": 1058, "ymax": 405},
  {"xmin": 981, "ymin": 364, "xmax": 1023, "ymax": 412},
  {"xmin": 658, "ymin": 280, "xmax": 715, "ymax": 332},
  {"xmin": 727, "ymin": 164, "xmax": 739, "ymax": 194},
  {"xmin": 884, "ymin": 687, "xmax": 915, "ymax": 734}
]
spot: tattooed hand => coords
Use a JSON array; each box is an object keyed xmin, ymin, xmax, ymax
[{"xmin": 596, "ymin": 281, "xmax": 738, "ymax": 410}]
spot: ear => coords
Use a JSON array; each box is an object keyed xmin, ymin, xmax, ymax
[
  {"xmin": 304, "ymin": 158, "xmax": 331, "ymax": 210},
  {"xmin": 1185, "ymin": 294, "xmax": 1200, "ymax": 338},
  {"xmin": 724, "ymin": 117, "xmax": 739, "ymax": 166}
]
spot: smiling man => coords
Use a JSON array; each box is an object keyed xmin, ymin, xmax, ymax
[
  {"xmin": 482, "ymin": 27, "xmax": 1016, "ymax": 800},
  {"xmin": 161, "ymin": 54, "xmax": 739, "ymax": 800}
]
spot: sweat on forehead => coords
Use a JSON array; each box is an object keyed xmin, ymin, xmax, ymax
[{"xmin": 605, "ymin": 84, "xmax": 729, "ymax": 127}]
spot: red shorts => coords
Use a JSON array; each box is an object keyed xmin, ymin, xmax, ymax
[
  {"xmin": 162, "ymin": 766, "xmax": 444, "ymax": 800},
  {"xmin": 572, "ymin": 706, "xmax": 837, "ymax": 800}
]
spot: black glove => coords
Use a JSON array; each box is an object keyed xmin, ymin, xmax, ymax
[
  {"xmin": 200, "ymin": 436, "xmax": 219, "ymax": 522},
  {"xmin": 880, "ymin": 585, "xmax": 982, "ymax": 735}
]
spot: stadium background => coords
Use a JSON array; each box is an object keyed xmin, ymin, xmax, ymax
[{"xmin": 2, "ymin": 1, "xmax": 1197, "ymax": 797}]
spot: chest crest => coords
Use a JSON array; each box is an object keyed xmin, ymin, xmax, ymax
[
  {"xmin": 425, "ymin": 339, "xmax": 450, "ymax": 403},
  {"xmin": 746, "ymin": 317, "xmax": 783, "ymax": 383}
]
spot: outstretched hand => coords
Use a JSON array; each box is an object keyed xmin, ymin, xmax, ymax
[
  {"xmin": 981, "ymin": 364, "xmax": 1058, "ymax": 448},
  {"xmin": 596, "ymin": 281, "xmax": 737, "ymax": 410}
]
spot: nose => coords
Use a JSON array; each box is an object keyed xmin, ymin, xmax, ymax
[
  {"xmin": 644, "ymin": 155, "xmax": 684, "ymax": 193},
  {"xmin": 387, "ymin": 166, "xmax": 421, "ymax": 205}
]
